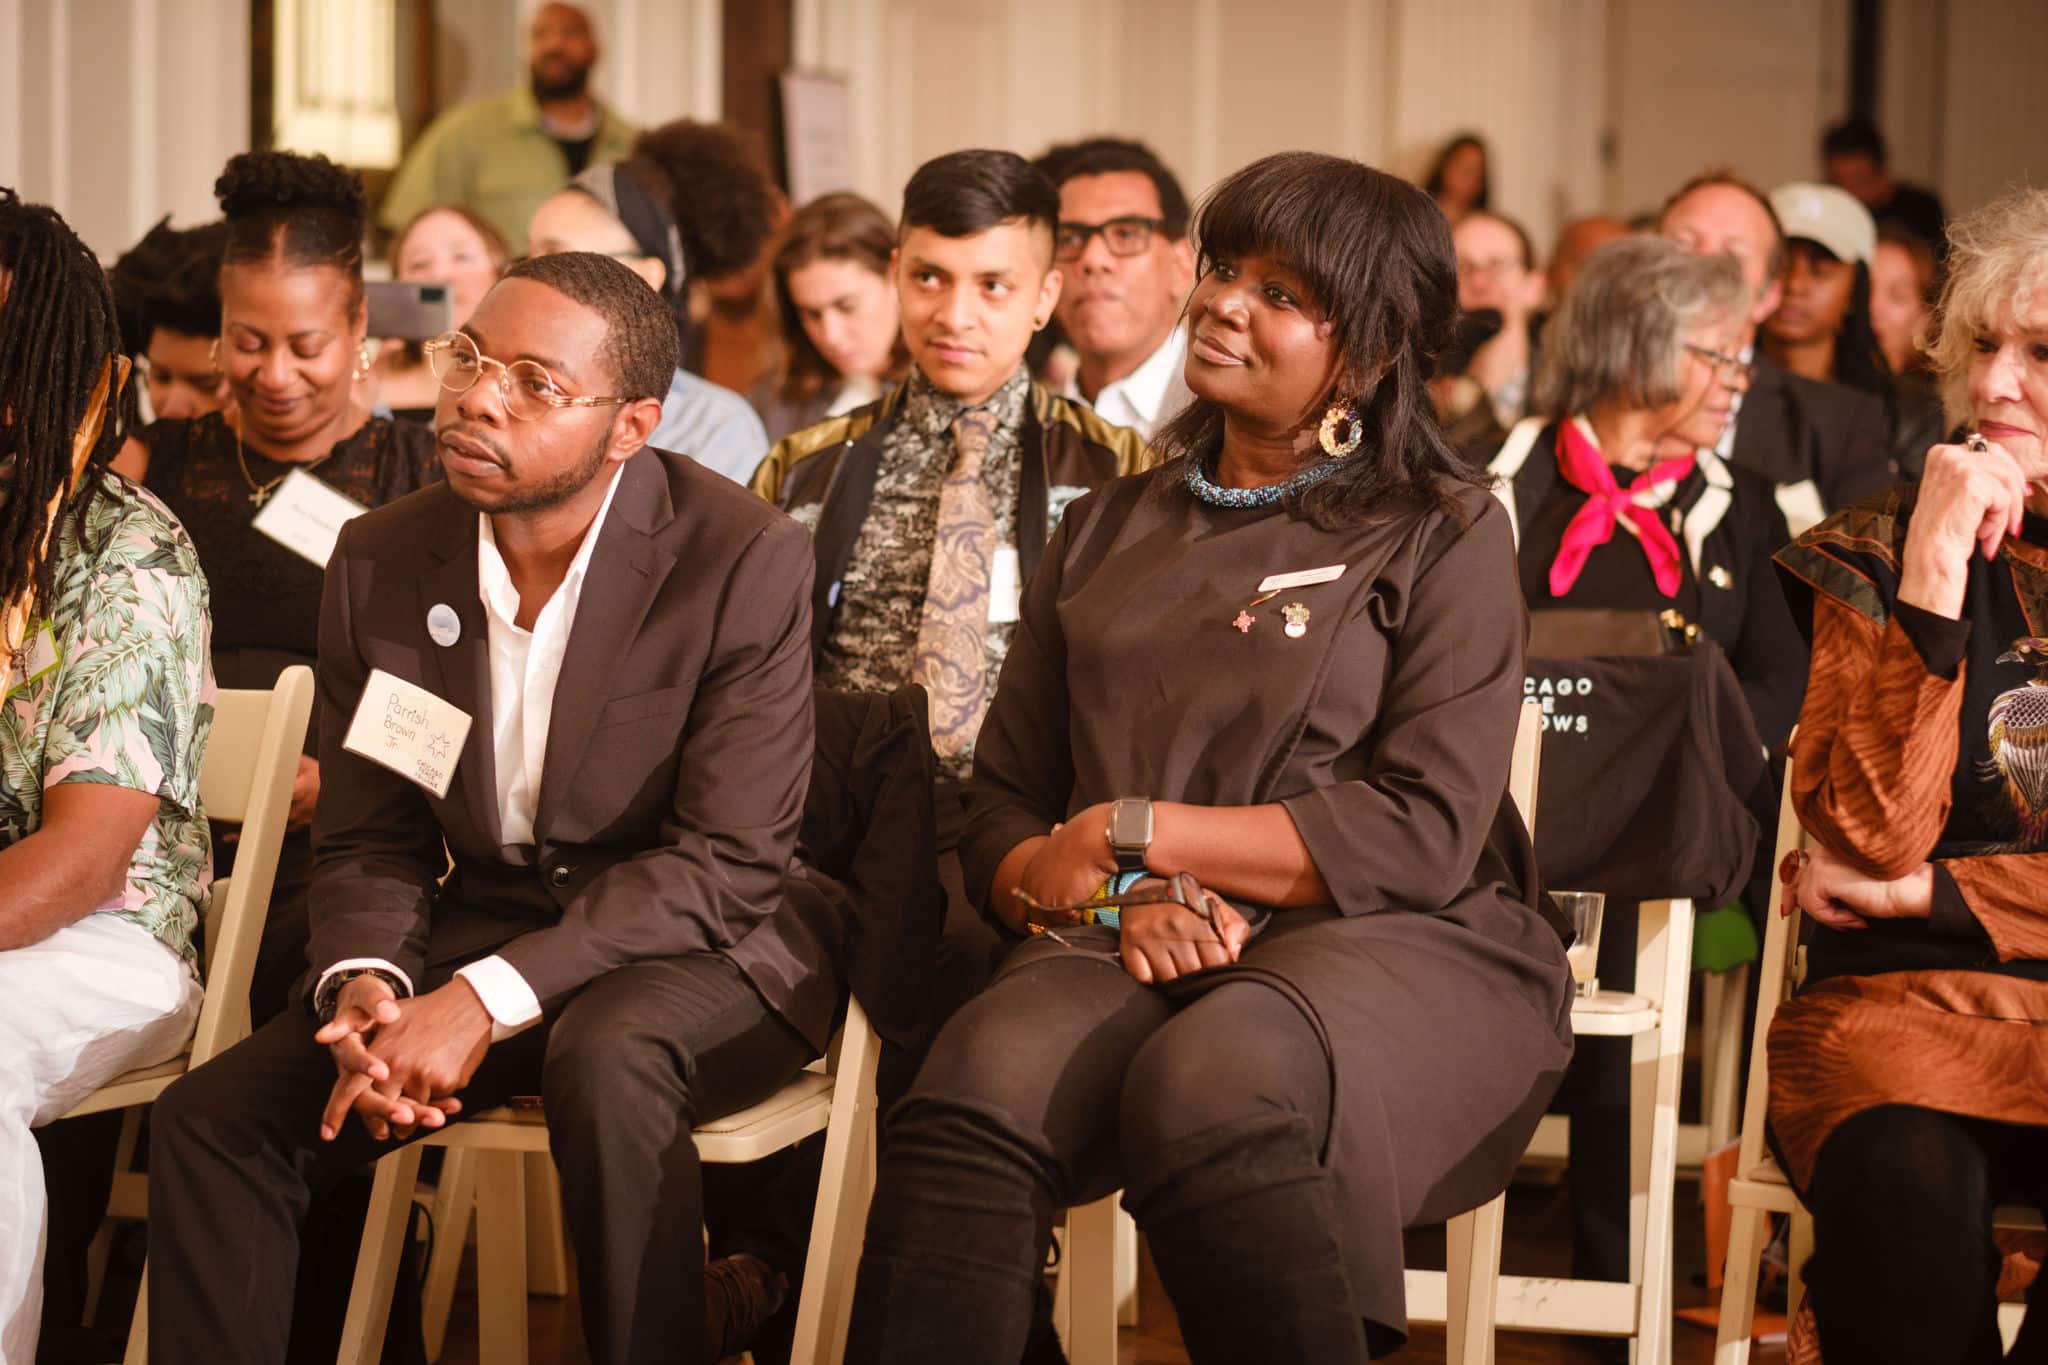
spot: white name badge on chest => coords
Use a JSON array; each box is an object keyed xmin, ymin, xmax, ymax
[
  {"xmin": 342, "ymin": 669, "xmax": 473, "ymax": 799},
  {"xmin": 1257, "ymin": 564, "xmax": 1347, "ymax": 594},
  {"xmin": 988, "ymin": 547, "xmax": 1022, "ymax": 625},
  {"xmin": 251, "ymin": 468, "xmax": 370, "ymax": 569}
]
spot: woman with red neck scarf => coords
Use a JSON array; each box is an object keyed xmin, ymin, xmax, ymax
[
  {"xmin": 1476, "ymin": 235, "xmax": 1808, "ymax": 1334},
  {"xmin": 1481, "ymin": 233, "xmax": 1808, "ymax": 752}
]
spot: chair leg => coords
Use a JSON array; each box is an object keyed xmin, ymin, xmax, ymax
[
  {"xmin": 1787, "ymin": 1204, "xmax": 1813, "ymax": 1320},
  {"xmin": 120, "ymin": 1265, "xmax": 147, "ymax": 1365},
  {"xmin": 1702, "ymin": 965, "xmax": 1748, "ymax": 1155},
  {"xmin": 421, "ymin": 1146, "xmax": 479, "ymax": 1362},
  {"xmin": 791, "ymin": 1011, "xmax": 881, "ymax": 1365},
  {"xmin": 1445, "ymin": 1194, "xmax": 1504, "ymax": 1365},
  {"xmin": 1712, "ymin": 1203, "xmax": 1767, "ymax": 1365},
  {"xmin": 336, "ymin": 1145, "xmax": 426, "ymax": 1365},
  {"xmin": 2000, "ymin": 1300, "xmax": 2026, "ymax": 1351},
  {"xmin": 1051, "ymin": 1219, "xmax": 1073, "ymax": 1354},
  {"xmin": 473, "ymin": 1149, "xmax": 531, "ymax": 1365},
  {"xmin": 83, "ymin": 1219, "xmax": 117, "ymax": 1329},
  {"xmin": 1062, "ymin": 1195, "xmax": 1121, "ymax": 1365},
  {"xmin": 1113, "ymin": 1206, "xmax": 1140, "ymax": 1328},
  {"xmin": 86, "ymin": 1108, "xmax": 147, "ymax": 1325},
  {"xmin": 1633, "ymin": 899, "xmax": 1692, "ymax": 1365},
  {"xmin": 522, "ymin": 1151, "xmax": 570, "ymax": 1297}
]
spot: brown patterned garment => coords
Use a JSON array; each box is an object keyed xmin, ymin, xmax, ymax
[
  {"xmin": 816, "ymin": 366, "xmax": 1027, "ymax": 777},
  {"xmin": 1768, "ymin": 486, "xmax": 2048, "ymax": 1193}
]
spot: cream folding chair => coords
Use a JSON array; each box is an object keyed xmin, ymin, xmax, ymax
[
  {"xmin": 58, "ymin": 665, "xmax": 315, "ymax": 1365},
  {"xmin": 336, "ymin": 994, "xmax": 881, "ymax": 1365},
  {"xmin": 1054, "ymin": 701, "xmax": 1546, "ymax": 1365},
  {"xmin": 1406, "ymin": 708, "xmax": 1697, "ymax": 1365},
  {"xmin": 1713, "ymin": 751, "xmax": 2042, "ymax": 1361}
]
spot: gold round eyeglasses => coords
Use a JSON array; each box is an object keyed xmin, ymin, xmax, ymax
[{"xmin": 423, "ymin": 331, "xmax": 632, "ymax": 422}]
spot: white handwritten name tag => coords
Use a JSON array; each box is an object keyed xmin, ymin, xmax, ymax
[
  {"xmin": 251, "ymin": 469, "xmax": 369, "ymax": 569},
  {"xmin": 988, "ymin": 547, "xmax": 1022, "ymax": 625},
  {"xmin": 1257, "ymin": 564, "xmax": 1347, "ymax": 594},
  {"xmin": 342, "ymin": 669, "xmax": 473, "ymax": 799}
]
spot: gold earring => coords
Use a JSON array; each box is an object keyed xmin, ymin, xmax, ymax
[
  {"xmin": 208, "ymin": 338, "xmax": 222, "ymax": 371},
  {"xmin": 352, "ymin": 341, "xmax": 373, "ymax": 382},
  {"xmin": 1318, "ymin": 399, "xmax": 1362, "ymax": 458}
]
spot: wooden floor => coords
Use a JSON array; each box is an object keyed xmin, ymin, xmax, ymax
[{"xmin": 434, "ymin": 1173, "xmax": 1789, "ymax": 1365}]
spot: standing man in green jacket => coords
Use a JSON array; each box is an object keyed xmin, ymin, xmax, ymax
[{"xmin": 379, "ymin": 3, "xmax": 636, "ymax": 253}]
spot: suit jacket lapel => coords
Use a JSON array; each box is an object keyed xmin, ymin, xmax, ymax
[
  {"xmin": 415, "ymin": 496, "xmax": 502, "ymax": 848},
  {"xmin": 534, "ymin": 454, "xmax": 677, "ymax": 843}
]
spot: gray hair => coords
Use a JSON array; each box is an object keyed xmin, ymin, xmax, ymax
[
  {"xmin": 1925, "ymin": 187, "xmax": 2048, "ymax": 428},
  {"xmin": 1533, "ymin": 236, "xmax": 1748, "ymax": 417}
]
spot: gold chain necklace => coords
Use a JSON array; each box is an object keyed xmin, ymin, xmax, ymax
[{"xmin": 234, "ymin": 422, "xmax": 336, "ymax": 507}]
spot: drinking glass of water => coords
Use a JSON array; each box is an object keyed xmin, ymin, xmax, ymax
[{"xmin": 1554, "ymin": 891, "xmax": 1605, "ymax": 999}]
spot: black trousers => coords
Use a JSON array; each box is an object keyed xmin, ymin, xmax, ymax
[
  {"xmin": 1805, "ymin": 1105, "xmax": 2048, "ymax": 1365},
  {"xmin": 146, "ymin": 952, "xmax": 813, "ymax": 1365},
  {"xmin": 846, "ymin": 944, "xmax": 1364, "ymax": 1365}
]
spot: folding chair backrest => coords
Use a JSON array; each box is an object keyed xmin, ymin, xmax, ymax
[
  {"xmin": 1735, "ymin": 737, "xmax": 1809, "ymax": 1174},
  {"xmin": 189, "ymin": 666, "xmax": 315, "ymax": 1064},
  {"xmin": 1511, "ymin": 699, "xmax": 1542, "ymax": 832}
]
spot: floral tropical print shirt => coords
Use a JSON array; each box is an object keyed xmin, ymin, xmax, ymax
[{"xmin": 0, "ymin": 475, "xmax": 213, "ymax": 962}]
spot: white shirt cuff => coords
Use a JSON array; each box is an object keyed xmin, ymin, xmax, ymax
[
  {"xmin": 455, "ymin": 955, "xmax": 543, "ymax": 1042},
  {"xmin": 315, "ymin": 958, "xmax": 417, "ymax": 1001}
]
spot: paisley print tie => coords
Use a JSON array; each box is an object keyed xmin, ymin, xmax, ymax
[{"xmin": 914, "ymin": 409, "xmax": 997, "ymax": 761}]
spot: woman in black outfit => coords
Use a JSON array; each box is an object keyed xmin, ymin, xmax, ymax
[
  {"xmin": 1481, "ymin": 235, "xmax": 1804, "ymax": 1326},
  {"xmin": 1484, "ymin": 234, "xmax": 1806, "ymax": 751},
  {"xmin": 845, "ymin": 153, "xmax": 1572, "ymax": 1364},
  {"xmin": 114, "ymin": 150, "xmax": 440, "ymax": 1023}
]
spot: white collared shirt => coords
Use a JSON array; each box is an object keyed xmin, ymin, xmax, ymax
[
  {"xmin": 1061, "ymin": 327, "xmax": 1194, "ymax": 442},
  {"xmin": 476, "ymin": 466, "xmax": 622, "ymax": 848},
  {"xmin": 315, "ymin": 468, "xmax": 624, "ymax": 1041}
]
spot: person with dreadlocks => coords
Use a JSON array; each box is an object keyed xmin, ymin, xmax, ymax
[
  {"xmin": 114, "ymin": 149, "xmax": 441, "ymax": 1026},
  {"xmin": 0, "ymin": 188, "xmax": 213, "ymax": 1363}
]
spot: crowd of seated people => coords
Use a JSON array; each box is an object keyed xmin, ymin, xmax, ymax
[{"xmin": 3, "ymin": 5, "xmax": 2033, "ymax": 1362}]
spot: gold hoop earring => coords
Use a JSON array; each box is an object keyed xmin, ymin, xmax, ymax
[
  {"xmin": 1318, "ymin": 399, "xmax": 1363, "ymax": 458},
  {"xmin": 352, "ymin": 341, "xmax": 374, "ymax": 383},
  {"xmin": 208, "ymin": 338, "xmax": 222, "ymax": 371}
]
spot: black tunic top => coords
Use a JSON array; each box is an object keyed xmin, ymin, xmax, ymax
[
  {"xmin": 964, "ymin": 459, "xmax": 1574, "ymax": 1349},
  {"xmin": 142, "ymin": 412, "xmax": 440, "ymax": 683}
]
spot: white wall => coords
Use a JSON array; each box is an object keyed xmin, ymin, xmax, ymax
[
  {"xmin": 1933, "ymin": 0, "xmax": 2047, "ymax": 217},
  {"xmin": 791, "ymin": 0, "xmax": 1844, "ymax": 258},
  {"xmin": 2, "ymin": 0, "xmax": 251, "ymax": 258},
  {"xmin": 3, "ymin": 0, "xmax": 2039, "ymax": 268}
]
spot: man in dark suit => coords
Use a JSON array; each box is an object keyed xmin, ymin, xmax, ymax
[
  {"xmin": 1660, "ymin": 171, "xmax": 1894, "ymax": 532},
  {"xmin": 147, "ymin": 252, "xmax": 833, "ymax": 1365}
]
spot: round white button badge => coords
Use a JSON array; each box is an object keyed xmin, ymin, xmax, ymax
[{"xmin": 427, "ymin": 603, "xmax": 462, "ymax": 647}]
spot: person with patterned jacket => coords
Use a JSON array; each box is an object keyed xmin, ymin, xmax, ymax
[
  {"xmin": 0, "ymin": 190, "xmax": 214, "ymax": 1363},
  {"xmin": 751, "ymin": 150, "xmax": 1149, "ymax": 1159}
]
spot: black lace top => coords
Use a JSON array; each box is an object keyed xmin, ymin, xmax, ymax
[{"xmin": 143, "ymin": 412, "xmax": 441, "ymax": 674}]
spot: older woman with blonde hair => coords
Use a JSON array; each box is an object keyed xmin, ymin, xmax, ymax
[{"xmin": 1771, "ymin": 186, "xmax": 2048, "ymax": 1362}]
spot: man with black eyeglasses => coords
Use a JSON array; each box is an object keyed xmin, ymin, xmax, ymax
[{"xmin": 1037, "ymin": 137, "xmax": 1197, "ymax": 441}]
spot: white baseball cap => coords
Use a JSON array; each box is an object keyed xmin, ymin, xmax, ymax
[{"xmin": 1769, "ymin": 181, "xmax": 1876, "ymax": 265}]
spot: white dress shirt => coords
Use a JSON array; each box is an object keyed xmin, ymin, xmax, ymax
[
  {"xmin": 316, "ymin": 469, "xmax": 623, "ymax": 1041},
  {"xmin": 1060, "ymin": 327, "xmax": 1194, "ymax": 443}
]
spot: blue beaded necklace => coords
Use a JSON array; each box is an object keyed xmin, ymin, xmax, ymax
[{"xmin": 1183, "ymin": 450, "xmax": 1342, "ymax": 508}]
